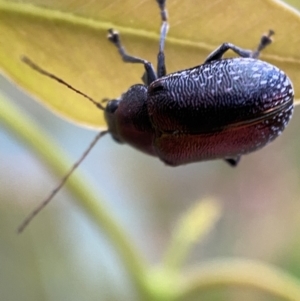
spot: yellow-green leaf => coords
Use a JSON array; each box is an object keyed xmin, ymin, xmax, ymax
[{"xmin": 0, "ymin": 0, "xmax": 300, "ymax": 128}]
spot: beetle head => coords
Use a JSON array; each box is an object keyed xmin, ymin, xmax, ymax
[{"xmin": 104, "ymin": 84, "xmax": 155, "ymax": 155}]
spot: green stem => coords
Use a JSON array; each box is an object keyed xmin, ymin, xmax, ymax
[
  {"xmin": 163, "ymin": 198, "xmax": 221, "ymax": 271},
  {"xmin": 177, "ymin": 258, "xmax": 300, "ymax": 301},
  {"xmin": 0, "ymin": 93, "xmax": 150, "ymax": 299}
]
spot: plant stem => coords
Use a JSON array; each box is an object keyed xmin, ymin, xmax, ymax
[
  {"xmin": 163, "ymin": 198, "xmax": 221, "ymax": 271},
  {"xmin": 177, "ymin": 258, "xmax": 300, "ymax": 301}
]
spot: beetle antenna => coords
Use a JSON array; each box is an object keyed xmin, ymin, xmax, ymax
[
  {"xmin": 21, "ymin": 56, "xmax": 105, "ymax": 110},
  {"xmin": 17, "ymin": 130, "xmax": 108, "ymax": 233}
]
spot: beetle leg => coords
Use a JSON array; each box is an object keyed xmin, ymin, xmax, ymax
[
  {"xmin": 156, "ymin": 0, "xmax": 169, "ymax": 78},
  {"xmin": 204, "ymin": 30, "xmax": 274, "ymax": 63},
  {"xmin": 204, "ymin": 43, "xmax": 253, "ymax": 63},
  {"xmin": 225, "ymin": 156, "xmax": 241, "ymax": 167},
  {"xmin": 107, "ymin": 29, "xmax": 157, "ymax": 85},
  {"xmin": 141, "ymin": 0, "xmax": 168, "ymax": 83}
]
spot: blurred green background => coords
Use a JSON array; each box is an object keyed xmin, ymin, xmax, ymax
[{"xmin": 2, "ymin": 0, "xmax": 300, "ymax": 300}]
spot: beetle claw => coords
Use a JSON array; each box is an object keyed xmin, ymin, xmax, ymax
[
  {"xmin": 107, "ymin": 29, "xmax": 120, "ymax": 45},
  {"xmin": 225, "ymin": 157, "xmax": 241, "ymax": 167}
]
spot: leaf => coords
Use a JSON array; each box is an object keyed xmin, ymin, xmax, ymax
[{"xmin": 0, "ymin": 0, "xmax": 300, "ymax": 128}]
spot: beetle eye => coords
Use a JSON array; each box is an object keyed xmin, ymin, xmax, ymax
[{"xmin": 106, "ymin": 100, "xmax": 119, "ymax": 114}]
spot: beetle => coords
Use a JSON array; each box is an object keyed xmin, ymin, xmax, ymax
[
  {"xmin": 23, "ymin": 0, "xmax": 294, "ymax": 167},
  {"xmin": 19, "ymin": 0, "xmax": 294, "ymax": 231},
  {"xmin": 103, "ymin": 1, "xmax": 294, "ymax": 167}
]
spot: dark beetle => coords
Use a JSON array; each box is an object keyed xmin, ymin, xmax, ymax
[
  {"xmin": 104, "ymin": 0, "xmax": 294, "ymax": 167},
  {"xmin": 24, "ymin": 0, "xmax": 294, "ymax": 167},
  {"xmin": 19, "ymin": 0, "xmax": 294, "ymax": 231}
]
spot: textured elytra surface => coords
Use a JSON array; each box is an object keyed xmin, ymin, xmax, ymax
[
  {"xmin": 154, "ymin": 101, "xmax": 293, "ymax": 165},
  {"xmin": 148, "ymin": 58, "xmax": 294, "ymax": 134},
  {"xmin": 142, "ymin": 57, "xmax": 294, "ymax": 165}
]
